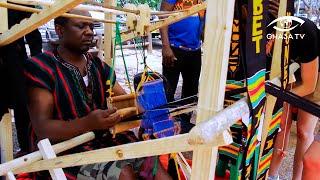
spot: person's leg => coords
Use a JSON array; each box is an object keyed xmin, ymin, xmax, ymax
[
  {"xmin": 6, "ymin": 44, "xmax": 31, "ymax": 152},
  {"xmin": 292, "ymin": 109, "xmax": 318, "ymax": 180},
  {"xmin": 178, "ymin": 49, "xmax": 201, "ymax": 133},
  {"xmin": 302, "ymin": 138, "xmax": 320, "ymax": 179},
  {"xmin": 180, "ymin": 49, "xmax": 201, "ymax": 99},
  {"xmin": 269, "ymin": 103, "xmax": 293, "ymax": 177},
  {"xmin": 162, "ymin": 47, "xmax": 182, "ymax": 102}
]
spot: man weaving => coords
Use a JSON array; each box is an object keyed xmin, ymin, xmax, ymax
[{"xmin": 23, "ymin": 9, "xmax": 171, "ymax": 180}]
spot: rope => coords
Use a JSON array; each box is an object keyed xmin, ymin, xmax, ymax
[
  {"xmin": 170, "ymin": 153, "xmax": 182, "ymax": 180},
  {"xmin": 107, "ymin": 21, "xmax": 134, "ymax": 96},
  {"xmin": 135, "ymin": 36, "xmax": 161, "ymax": 92},
  {"xmin": 278, "ymin": 83, "xmax": 293, "ymax": 157},
  {"xmin": 278, "ymin": 102, "xmax": 290, "ymax": 157}
]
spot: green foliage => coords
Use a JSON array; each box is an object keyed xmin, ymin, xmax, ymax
[
  {"xmin": 130, "ymin": 0, "xmax": 161, "ymax": 10},
  {"xmin": 93, "ymin": 0, "xmax": 161, "ymax": 10}
]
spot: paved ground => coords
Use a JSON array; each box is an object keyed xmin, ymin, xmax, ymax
[{"xmin": 12, "ymin": 42, "xmax": 317, "ymax": 179}]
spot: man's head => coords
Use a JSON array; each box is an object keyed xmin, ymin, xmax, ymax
[{"xmin": 54, "ymin": 10, "xmax": 94, "ymax": 54}]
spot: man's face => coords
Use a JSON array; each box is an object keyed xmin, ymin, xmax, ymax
[{"xmin": 56, "ymin": 11, "xmax": 94, "ymax": 54}]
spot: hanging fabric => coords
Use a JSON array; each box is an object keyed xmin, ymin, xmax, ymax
[
  {"xmin": 257, "ymin": 0, "xmax": 293, "ymax": 178},
  {"xmin": 242, "ymin": 0, "xmax": 267, "ymax": 179}
]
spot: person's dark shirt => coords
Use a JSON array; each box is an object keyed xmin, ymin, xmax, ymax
[
  {"xmin": 290, "ymin": 17, "xmax": 319, "ymax": 66},
  {"xmin": 268, "ymin": 17, "xmax": 320, "ymax": 82}
]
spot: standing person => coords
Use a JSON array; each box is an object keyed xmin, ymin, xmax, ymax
[
  {"xmin": 0, "ymin": 6, "xmax": 42, "ymax": 153},
  {"xmin": 267, "ymin": 1, "xmax": 320, "ymax": 180},
  {"xmin": 23, "ymin": 9, "xmax": 171, "ymax": 179},
  {"xmin": 159, "ymin": 0, "xmax": 204, "ymax": 102},
  {"xmin": 302, "ymin": 132, "xmax": 320, "ymax": 179},
  {"xmin": 302, "ymin": 78, "xmax": 320, "ymax": 179},
  {"xmin": 159, "ymin": 0, "xmax": 205, "ymax": 133}
]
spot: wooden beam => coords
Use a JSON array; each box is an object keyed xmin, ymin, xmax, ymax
[
  {"xmin": 0, "ymin": 2, "xmax": 116, "ymax": 24},
  {"xmin": 0, "ymin": 132, "xmax": 94, "ymax": 176},
  {"xmin": 103, "ymin": 0, "xmax": 115, "ymax": 65},
  {"xmin": 0, "ymin": 0, "xmax": 85, "ymax": 46},
  {"xmin": 0, "ymin": 0, "xmax": 8, "ymax": 33},
  {"xmin": 14, "ymin": 134, "xmax": 193, "ymax": 174},
  {"xmin": 190, "ymin": 0, "xmax": 235, "ymax": 179},
  {"xmin": 37, "ymin": 139, "xmax": 67, "ymax": 180},
  {"xmin": 0, "ymin": 113, "xmax": 13, "ymax": 164},
  {"xmin": 259, "ymin": 0, "xmax": 287, "ymax": 158}
]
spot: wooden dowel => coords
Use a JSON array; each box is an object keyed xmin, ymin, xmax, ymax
[
  {"xmin": 117, "ymin": 107, "xmax": 138, "ymax": 119},
  {"xmin": 110, "ymin": 94, "xmax": 136, "ymax": 103},
  {"xmin": 0, "ymin": 132, "xmax": 95, "ymax": 176},
  {"xmin": 109, "ymin": 120, "xmax": 141, "ymax": 136},
  {"xmin": 0, "ymin": 2, "xmax": 117, "ymax": 24}
]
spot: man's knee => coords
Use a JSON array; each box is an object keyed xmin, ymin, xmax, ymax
[
  {"xmin": 297, "ymin": 127, "xmax": 314, "ymax": 141},
  {"xmin": 303, "ymin": 153, "xmax": 320, "ymax": 171}
]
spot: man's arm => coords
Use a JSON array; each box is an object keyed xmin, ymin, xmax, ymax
[
  {"xmin": 28, "ymin": 87, "xmax": 121, "ymax": 143},
  {"xmin": 159, "ymin": 1, "xmax": 176, "ymax": 67},
  {"xmin": 291, "ymin": 57, "xmax": 319, "ymax": 97}
]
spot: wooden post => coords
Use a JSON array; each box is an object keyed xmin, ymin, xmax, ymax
[
  {"xmin": 0, "ymin": 113, "xmax": 13, "ymax": 164},
  {"xmin": 104, "ymin": 0, "xmax": 115, "ymax": 65},
  {"xmin": 37, "ymin": 139, "xmax": 67, "ymax": 180},
  {"xmin": 0, "ymin": 0, "xmax": 8, "ymax": 33},
  {"xmin": 190, "ymin": 0, "xmax": 235, "ymax": 179}
]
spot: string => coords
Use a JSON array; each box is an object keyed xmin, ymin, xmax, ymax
[{"xmin": 278, "ymin": 83, "xmax": 293, "ymax": 157}]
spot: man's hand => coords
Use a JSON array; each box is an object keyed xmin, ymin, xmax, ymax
[
  {"xmin": 162, "ymin": 45, "xmax": 177, "ymax": 67},
  {"xmin": 269, "ymin": 0, "xmax": 280, "ymax": 19},
  {"xmin": 85, "ymin": 108, "xmax": 122, "ymax": 130}
]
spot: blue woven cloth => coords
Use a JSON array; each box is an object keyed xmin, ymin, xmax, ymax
[{"xmin": 137, "ymin": 79, "xmax": 175, "ymax": 139}]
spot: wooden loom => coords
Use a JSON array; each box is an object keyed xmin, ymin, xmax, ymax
[{"xmin": 0, "ymin": 0, "xmax": 260, "ymax": 179}]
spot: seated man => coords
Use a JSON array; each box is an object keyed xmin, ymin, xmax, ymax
[{"xmin": 24, "ymin": 9, "xmax": 171, "ymax": 180}]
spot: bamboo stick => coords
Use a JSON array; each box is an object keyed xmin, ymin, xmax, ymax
[
  {"xmin": 0, "ymin": 132, "xmax": 95, "ymax": 176},
  {"xmin": 0, "ymin": 2, "xmax": 117, "ymax": 24},
  {"xmin": 190, "ymin": 0, "xmax": 235, "ymax": 179}
]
